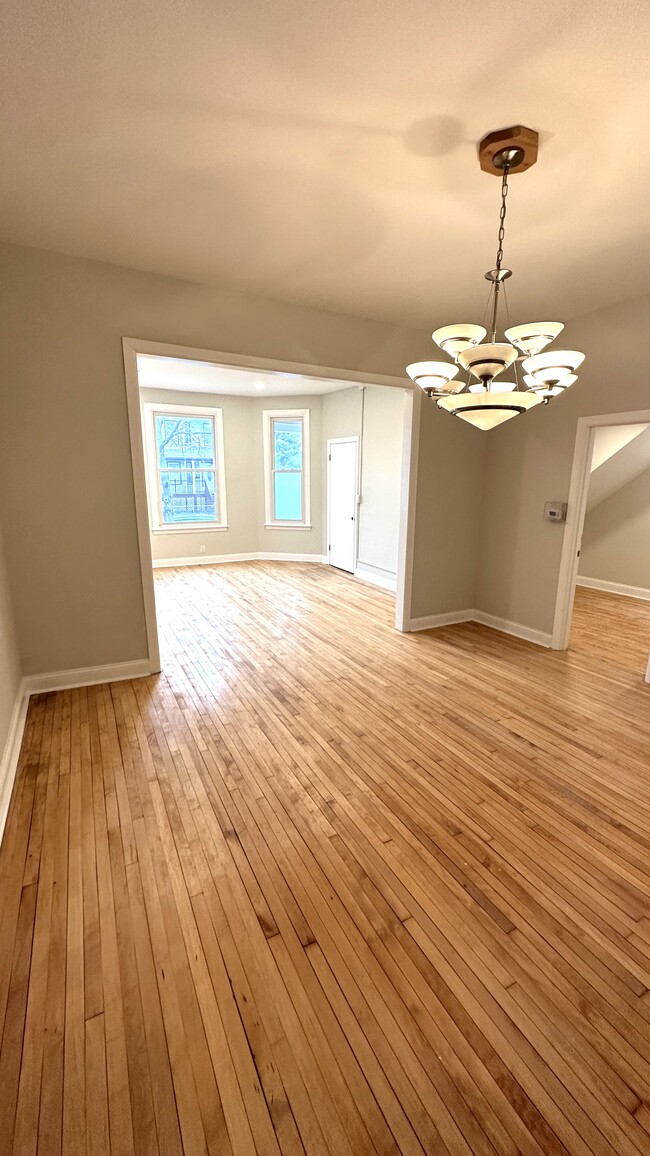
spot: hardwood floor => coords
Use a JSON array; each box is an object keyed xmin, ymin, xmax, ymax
[
  {"xmin": 2, "ymin": 560, "xmax": 650, "ymax": 1155},
  {"xmin": 570, "ymin": 585, "xmax": 650, "ymax": 676}
]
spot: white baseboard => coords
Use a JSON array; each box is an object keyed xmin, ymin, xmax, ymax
[
  {"xmin": 470, "ymin": 609, "xmax": 552, "ymax": 648},
  {"xmin": 23, "ymin": 658, "xmax": 153, "ymax": 695},
  {"xmin": 577, "ymin": 576, "xmax": 650, "ymax": 602},
  {"xmin": 353, "ymin": 563, "xmax": 397, "ymax": 592},
  {"xmin": 0, "ymin": 680, "xmax": 29, "ymax": 842},
  {"xmin": 408, "ymin": 609, "xmax": 474, "ymax": 631},
  {"xmin": 408, "ymin": 608, "xmax": 551, "ymax": 647},
  {"xmin": 152, "ymin": 552, "xmax": 327, "ymax": 568},
  {"xmin": 258, "ymin": 553, "xmax": 327, "ymax": 564}
]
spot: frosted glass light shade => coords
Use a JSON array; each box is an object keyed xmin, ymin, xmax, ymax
[
  {"xmin": 437, "ymin": 390, "xmax": 542, "ymax": 430},
  {"xmin": 457, "ymin": 342, "xmax": 518, "ymax": 381},
  {"xmin": 405, "ymin": 360, "xmax": 460, "ymax": 394},
  {"xmin": 504, "ymin": 322, "xmax": 564, "ymax": 357},
  {"xmin": 524, "ymin": 372, "xmax": 577, "ymax": 398},
  {"xmin": 522, "ymin": 350, "xmax": 585, "ymax": 382},
  {"xmin": 432, "ymin": 323, "xmax": 487, "ymax": 359},
  {"xmin": 468, "ymin": 380, "xmax": 517, "ymax": 394}
]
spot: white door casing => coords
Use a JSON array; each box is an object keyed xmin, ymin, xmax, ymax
[
  {"xmin": 122, "ymin": 337, "xmax": 416, "ymax": 657},
  {"xmin": 551, "ymin": 409, "xmax": 650, "ymax": 673}
]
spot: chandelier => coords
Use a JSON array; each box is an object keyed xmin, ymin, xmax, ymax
[{"xmin": 406, "ymin": 126, "xmax": 585, "ymax": 430}]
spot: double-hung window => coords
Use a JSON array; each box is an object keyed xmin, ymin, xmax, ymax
[
  {"xmin": 143, "ymin": 402, "xmax": 227, "ymax": 531},
  {"xmin": 263, "ymin": 409, "xmax": 310, "ymax": 527}
]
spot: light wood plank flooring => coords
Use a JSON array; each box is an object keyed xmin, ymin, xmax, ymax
[
  {"xmin": 2, "ymin": 560, "xmax": 650, "ymax": 1155},
  {"xmin": 571, "ymin": 585, "xmax": 650, "ymax": 675}
]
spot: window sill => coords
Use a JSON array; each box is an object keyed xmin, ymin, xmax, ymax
[
  {"xmin": 264, "ymin": 523, "xmax": 312, "ymax": 530},
  {"xmin": 152, "ymin": 525, "xmax": 229, "ymax": 535}
]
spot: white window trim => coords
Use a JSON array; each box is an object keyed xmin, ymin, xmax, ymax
[
  {"xmin": 262, "ymin": 408, "xmax": 311, "ymax": 528},
  {"xmin": 142, "ymin": 401, "xmax": 228, "ymax": 533}
]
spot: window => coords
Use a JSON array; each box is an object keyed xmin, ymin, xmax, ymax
[
  {"xmin": 143, "ymin": 403, "xmax": 227, "ymax": 531},
  {"xmin": 263, "ymin": 409, "xmax": 310, "ymax": 526}
]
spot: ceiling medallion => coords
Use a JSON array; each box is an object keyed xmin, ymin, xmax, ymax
[{"xmin": 406, "ymin": 125, "xmax": 585, "ymax": 430}]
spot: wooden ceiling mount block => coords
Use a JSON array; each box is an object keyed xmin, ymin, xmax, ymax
[{"xmin": 478, "ymin": 125, "xmax": 539, "ymax": 176}]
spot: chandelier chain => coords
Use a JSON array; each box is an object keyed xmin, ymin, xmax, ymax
[
  {"xmin": 488, "ymin": 166, "xmax": 511, "ymax": 345},
  {"xmin": 495, "ymin": 167, "xmax": 509, "ymax": 273}
]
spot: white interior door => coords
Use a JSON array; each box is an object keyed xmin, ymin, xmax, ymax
[{"xmin": 328, "ymin": 439, "xmax": 358, "ymax": 573}]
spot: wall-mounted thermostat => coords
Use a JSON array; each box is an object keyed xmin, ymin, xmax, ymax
[{"xmin": 544, "ymin": 501, "xmax": 567, "ymax": 523}]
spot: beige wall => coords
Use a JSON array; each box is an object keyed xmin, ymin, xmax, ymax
[
  {"xmin": 321, "ymin": 386, "xmax": 405, "ymax": 579},
  {"xmin": 579, "ymin": 468, "xmax": 650, "ymax": 591},
  {"xmin": 321, "ymin": 387, "xmax": 363, "ymax": 442},
  {"xmin": 476, "ymin": 294, "xmax": 650, "ymax": 634},
  {"xmin": 358, "ymin": 388, "xmax": 405, "ymax": 576},
  {"xmin": 0, "ymin": 524, "xmax": 21, "ymax": 771},
  {"xmin": 4, "ymin": 237, "xmax": 642, "ymax": 671},
  {"xmin": 141, "ymin": 388, "xmax": 324, "ymax": 561},
  {"xmin": 0, "ymin": 242, "xmax": 428, "ymax": 675},
  {"xmin": 410, "ymin": 399, "xmax": 487, "ymax": 620}
]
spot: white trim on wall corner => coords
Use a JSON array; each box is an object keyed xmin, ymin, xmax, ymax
[
  {"xmin": 152, "ymin": 552, "xmax": 327, "ymax": 569},
  {"xmin": 258, "ymin": 553, "xmax": 327, "ymax": 563},
  {"xmin": 23, "ymin": 658, "xmax": 153, "ymax": 695},
  {"xmin": 408, "ymin": 610, "xmax": 474, "ymax": 631},
  {"xmin": 123, "ymin": 338, "xmax": 409, "ymax": 392},
  {"xmin": 577, "ymin": 576, "xmax": 650, "ymax": 602},
  {"xmin": 395, "ymin": 389, "xmax": 420, "ymax": 633},
  {"xmin": 0, "ymin": 681, "xmax": 29, "ymax": 842},
  {"xmin": 471, "ymin": 610, "xmax": 552, "ymax": 648},
  {"xmin": 407, "ymin": 608, "xmax": 552, "ymax": 647},
  {"xmin": 353, "ymin": 564, "xmax": 397, "ymax": 592}
]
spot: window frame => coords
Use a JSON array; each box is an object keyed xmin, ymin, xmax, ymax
[
  {"xmin": 142, "ymin": 401, "xmax": 228, "ymax": 533},
  {"xmin": 262, "ymin": 408, "xmax": 311, "ymax": 528}
]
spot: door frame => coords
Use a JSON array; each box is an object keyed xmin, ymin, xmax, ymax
[
  {"xmin": 551, "ymin": 408, "xmax": 650, "ymax": 650},
  {"xmin": 122, "ymin": 337, "xmax": 417, "ymax": 671},
  {"xmin": 326, "ymin": 436, "xmax": 360, "ymax": 575}
]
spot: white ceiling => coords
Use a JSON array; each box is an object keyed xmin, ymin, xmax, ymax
[
  {"xmin": 1, "ymin": 0, "xmax": 649, "ymax": 328},
  {"xmin": 136, "ymin": 354, "xmax": 356, "ymax": 396},
  {"xmin": 590, "ymin": 425, "xmax": 649, "ymax": 473},
  {"xmin": 587, "ymin": 425, "xmax": 650, "ymax": 510}
]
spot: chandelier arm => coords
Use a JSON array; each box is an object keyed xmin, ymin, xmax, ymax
[{"xmin": 502, "ymin": 281, "xmax": 521, "ymax": 391}]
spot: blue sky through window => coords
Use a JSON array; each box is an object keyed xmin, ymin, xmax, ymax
[{"xmin": 272, "ymin": 418, "xmax": 303, "ymax": 520}]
